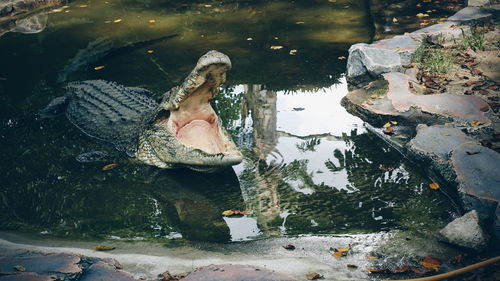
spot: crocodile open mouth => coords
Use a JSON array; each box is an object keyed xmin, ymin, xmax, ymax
[{"xmin": 155, "ymin": 83, "xmax": 227, "ymax": 155}]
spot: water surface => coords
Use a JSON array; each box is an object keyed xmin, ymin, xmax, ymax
[{"xmin": 0, "ymin": 0, "xmax": 458, "ymax": 243}]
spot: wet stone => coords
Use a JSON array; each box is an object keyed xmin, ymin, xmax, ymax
[
  {"xmin": 79, "ymin": 262, "xmax": 140, "ymax": 281},
  {"xmin": 0, "ymin": 252, "xmax": 81, "ymax": 274},
  {"xmin": 439, "ymin": 210, "xmax": 489, "ymax": 251},
  {"xmin": 408, "ymin": 125, "xmax": 477, "ymax": 162},
  {"xmin": 447, "ymin": 7, "xmax": 492, "ymax": 22},
  {"xmin": 180, "ymin": 264, "xmax": 297, "ymax": 281}
]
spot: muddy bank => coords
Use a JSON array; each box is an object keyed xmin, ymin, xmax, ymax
[{"xmin": 343, "ymin": 0, "xmax": 500, "ymax": 247}]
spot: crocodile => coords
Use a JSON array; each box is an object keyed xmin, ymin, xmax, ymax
[{"xmin": 41, "ymin": 50, "xmax": 243, "ymax": 172}]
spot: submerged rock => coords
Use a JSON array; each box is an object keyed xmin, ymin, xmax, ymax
[{"xmin": 439, "ymin": 210, "xmax": 489, "ymax": 251}]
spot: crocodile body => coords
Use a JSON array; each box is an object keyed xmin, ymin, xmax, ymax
[{"xmin": 42, "ymin": 50, "xmax": 243, "ymax": 172}]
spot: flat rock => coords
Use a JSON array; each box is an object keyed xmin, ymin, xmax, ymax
[
  {"xmin": 451, "ymin": 142, "xmax": 500, "ymax": 203},
  {"xmin": 408, "ymin": 125, "xmax": 477, "ymax": 162},
  {"xmin": 371, "ymin": 35, "xmax": 419, "ymax": 65},
  {"xmin": 439, "ymin": 210, "xmax": 489, "ymax": 250},
  {"xmin": 468, "ymin": 0, "xmax": 492, "ymax": 7},
  {"xmin": 0, "ymin": 252, "xmax": 81, "ymax": 274},
  {"xmin": 0, "ymin": 272, "xmax": 54, "ymax": 281},
  {"xmin": 79, "ymin": 262, "xmax": 140, "ymax": 281},
  {"xmin": 384, "ymin": 72, "xmax": 491, "ymax": 125},
  {"xmin": 347, "ymin": 43, "xmax": 403, "ymax": 84},
  {"xmin": 180, "ymin": 264, "xmax": 297, "ymax": 281},
  {"xmin": 448, "ymin": 7, "xmax": 492, "ymax": 22}
]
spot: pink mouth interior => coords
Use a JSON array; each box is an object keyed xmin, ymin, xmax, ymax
[{"xmin": 156, "ymin": 84, "xmax": 227, "ymax": 155}]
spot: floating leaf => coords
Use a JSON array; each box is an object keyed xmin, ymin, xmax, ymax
[
  {"xmin": 419, "ymin": 256, "xmax": 442, "ymax": 271},
  {"xmin": 392, "ymin": 17, "xmax": 398, "ymax": 23},
  {"xmin": 306, "ymin": 272, "xmax": 323, "ymax": 280},
  {"xmin": 283, "ymin": 244, "xmax": 296, "ymax": 250},
  {"xmin": 338, "ymin": 56, "xmax": 346, "ymax": 60},
  {"xmin": 148, "ymin": 19, "xmax": 156, "ymax": 23},
  {"xmin": 94, "ymin": 245, "xmax": 116, "ymax": 251},
  {"xmin": 429, "ymin": 183, "xmax": 440, "ymax": 189},
  {"xmin": 390, "ymin": 121, "xmax": 398, "ymax": 125},
  {"xmin": 383, "ymin": 122, "xmax": 392, "ymax": 128},
  {"xmin": 79, "ymin": 5, "xmax": 88, "ymax": 8},
  {"xmin": 416, "ymin": 13, "xmax": 429, "ymax": 18},
  {"xmin": 94, "ymin": 66, "xmax": 105, "ymax": 70},
  {"xmin": 270, "ymin": 45, "xmax": 283, "ymax": 50},
  {"xmin": 13, "ymin": 265, "xmax": 26, "ymax": 272},
  {"xmin": 289, "ymin": 49, "xmax": 298, "ymax": 55},
  {"xmin": 101, "ymin": 163, "xmax": 118, "ymax": 171},
  {"xmin": 113, "ymin": 19, "xmax": 122, "ymax": 23},
  {"xmin": 147, "ymin": 50, "xmax": 154, "ymax": 54},
  {"xmin": 295, "ymin": 21, "xmax": 305, "ymax": 24},
  {"xmin": 393, "ymin": 266, "xmax": 411, "ymax": 273},
  {"xmin": 246, "ymin": 37, "xmax": 253, "ymax": 41}
]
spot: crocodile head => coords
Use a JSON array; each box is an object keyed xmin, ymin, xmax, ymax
[{"xmin": 137, "ymin": 51, "xmax": 243, "ymax": 172}]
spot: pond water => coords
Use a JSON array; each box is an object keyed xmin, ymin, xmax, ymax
[{"xmin": 0, "ymin": 0, "xmax": 461, "ymax": 244}]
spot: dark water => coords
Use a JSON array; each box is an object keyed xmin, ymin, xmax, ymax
[{"xmin": 0, "ymin": 0, "xmax": 461, "ymax": 243}]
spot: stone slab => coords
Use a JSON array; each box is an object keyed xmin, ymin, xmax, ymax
[
  {"xmin": 347, "ymin": 43, "xmax": 403, "ymax": 82},
  {"xmin": 384, "ymin": 72, "xmax": 491, "ymax": 125},
  {"xmin": 452, "ymin": 142, "xmax": 500, "ymax": 203},
  {"xmin": 79, "ymin": 262, "xmax": 139, "ymax": 281},
  {"xmin": 0, "ymin": 252, "xmax": 81, "ymax": 274},
  {"xmin": 408, "ymin": 125, "xmax": 477, "ymax": 162},
  {"xmin": 371, "ymin": 35, "xmax": 419, "ymax": 65},
  {"xmin": 448, "ymin": 7, "xmax": 492, "ymax": 22},
  {"xmin": 180, "ymin": 264, "xmax": 297, "ymax": 281}
]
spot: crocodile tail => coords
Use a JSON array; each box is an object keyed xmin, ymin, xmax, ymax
[{"xmin": 39, "ymin": 96, "xmax": 69, "ymax": 118}]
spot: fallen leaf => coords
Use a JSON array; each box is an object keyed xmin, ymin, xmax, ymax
[
  {"xmin": 222, "ymin": 210, "xmax": 235, "ymax": 216},
  {"xmin": 392, "ymin": 266, "xmax": 411, "ymax": 273},
  {"xmin": 222, "ymin": 209, "xmax": 253, "ymax": 216},
  {"xmin": 102, "ymin": 163, "xmax": 118, "ymax": 171},
  {"xmin": 148, "ymin": 19, "xmax": 156, "ymax": 23},
  {"xmin": 383, "ymin": 122, "xmax": 392, "ymax": 128},
  {"xmin": 367, "ymin": 267, "xmax": 389, "ymax": 273},
  {"xmin": 471, "ymin": 121, "xmax": 482, "ymax": 126},
  {"xmin": 283, "ymin": 244, "xmax": 296, "ymax": 250},
  {"xmin": 429, "ymin": 183, "xmax": 440, "ymax": 189},
  {"xmin": 338, "ymin": 56, "xmax": 346, "ymax": 60},
  {"xmin": 94, "ymin": 245, "xmax": 116, "ymax": 251},
  {"xmin": 94, "ymin": 66, "xmax": 105, "ymax": 70},
  {"xmin": 416, "ymin": 13, "xmax": 429, "ymax": 18},
  {"xmin": 366, "ymin": 256, "xmax": 379, "ymax": 260},
  {"xmin": 147, "ymin": 50, "xmax": 154, "ymax": 54},
  {"xmin": 332, "ymin": 246, "xmax": 351, "ymax": 257},
  {"xmin": 366, "ymin": 100, "xmax": 373, "ymax": 105},
  {"xmin": 246, "ymin": 37, "xmax": 253, "ymax": 41},
  {"xmin": 295, "ymin": 21, "xmax": 305, "ymax": 24},
  {"xmin": 370, "ymin": 94, "xmax": 378, "ymax": 99},
  {"xmin": 410, "ymin": 266, "xmax": 432, "ymax": 275},
  {"xmin": 347, "ymin": 264, "xmax": 358, "ymax": 268},
  {"xmin": 382, "ymin": 127, "xmax": 394, "ymax": 135},
  {"xmin": 442, "ymin": 133, "xmax": 450, "ymax": 136},
  {"xmin": 289, "ymin": 49, "xmax": 298, "ymax": 55},
  {"xmin": 419, "ymin": 256, "xmax": 442, "ymax": 271},
  {"xmin": 394, "ymin": 47, "xmax": 405, "ymax": 52},
  {"xmin": 487, "ymin": 85, "xmax": 499, "ymax": 91},
  {"xmin": 113, "ymin": 19, "xmax": 122, "ymax": 23},
  {"xmin": 378, "ymin": 165, "xmax": 394, "ymax": 171},
  {"xmin": 270, "ymin": 45, "xmax": 283, "ymax": 50},
  {"xmin": 471, "ymin": 69, "xmax": 482, "ymax": 76},
  {"xmin": 306, "ymin": 272, "xmax": 323, "ymax": 280},
  {"xmin": 13, "ymin": 265, "xmax": 26, "ymax": 272}
]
